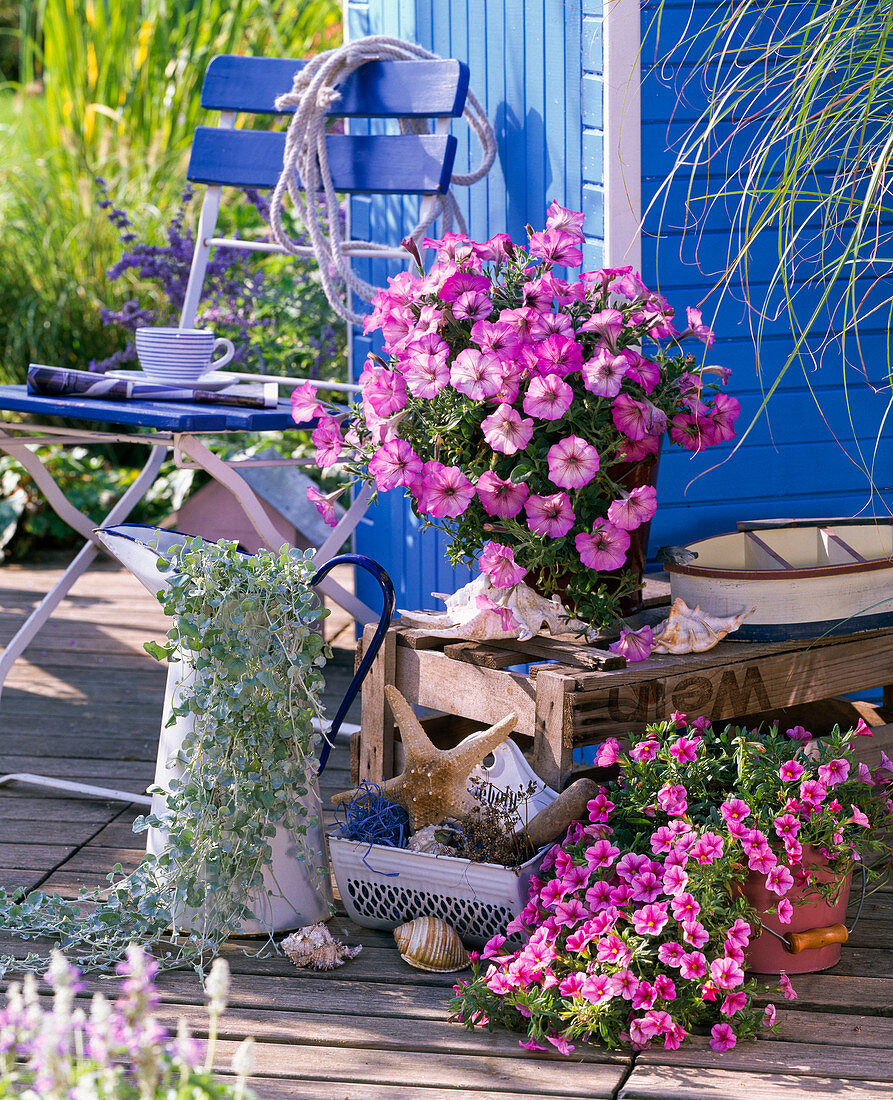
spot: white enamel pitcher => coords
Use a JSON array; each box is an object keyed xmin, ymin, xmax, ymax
[{"xmin": 94, "ymin": 523, "xmax": 394, "ymax": 935}]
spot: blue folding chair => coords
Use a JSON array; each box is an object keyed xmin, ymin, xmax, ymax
[{"xmin": 179, "ymin": 54, "xmax": 470, "ymax": 327}]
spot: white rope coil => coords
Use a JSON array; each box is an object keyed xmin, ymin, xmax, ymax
[{"xmin": 269, "ymin": 36, "xmax": 496, "ymax": 325}]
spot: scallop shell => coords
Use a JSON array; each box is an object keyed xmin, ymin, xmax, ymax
[
  {"xmin": 651, "ymin": 598, "xmax": 755, "ymax": 654},
  {"xmin": 393, "ymin": 916, "xmax": 469, "ymax": 972},
  {"xmin": 281, "ymin": 923, "xmax": 362, "ymax": 970},
  {"xmin": 406, "ymin": 824, "xmax": 456, "ymax": 856}
]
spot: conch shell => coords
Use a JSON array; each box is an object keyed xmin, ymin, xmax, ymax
[
  {"xmin": 281, "ymin": 923, "xmax": 362, "ymax": 970},
  {"xmin": 652, "ymin": 598, "xmax": 755, "ymax": 654},
  {"xmin": 393, "ymin": 916, "xmax": 469, "ymax": 972},
  {"xmin": 398, "ymin": 574, "xmax": 598, "ymax": 643}
]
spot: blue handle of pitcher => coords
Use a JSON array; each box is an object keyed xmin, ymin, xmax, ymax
[{"xmin": 311, "ymin": 554, "xmax": 395, "ymax": 774}]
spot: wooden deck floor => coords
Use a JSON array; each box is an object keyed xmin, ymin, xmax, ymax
[{"xmin": 1, "ymin": 557, "xmax": 893, "ymax": 1098}]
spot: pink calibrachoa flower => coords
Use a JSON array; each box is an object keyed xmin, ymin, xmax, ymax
[
  {"xmin": 720, "ymin": 798, "xmax": 751, "ymax": 825},
  {"xmin": 763, "ymin": 1004, "xmax": 777, "ymax": 1028},
  {"xmin": 850, "ymin": 805, "xmax": 870, "ymax": 827},
  {"xmin": 547, "ymin": 435, "xmax": 600, "ymax": 489},
  {"xmin": 679, "ymin": 951, "xmax": 707, "ymax": 980},
  {"xmin": 799, "ymin": 778, "xmax": 828, "ymax": 809},
  {"xmin": 609, "ymin": 625, "xmax": 654, "ymax": 663},
  {"xmin": 585, "ymin": 839, "xmax": 620, "ymax": 869},
  {"xmin": 368, "ymin": 439, "xmax": 423, "ymax": 492},
  {"xmin": 709, "ymin": 1022, "xmax": 737, "ymax": 1052},
  {"xmin": 593, "ymin": 738, "xmax": 621, "ymax": 766},
  {"xmin": 720, "ymin": 990, "xmax": 748, "ymax": 1017},
  {"xmin": 710, "ymin": 957, "xmax": 744, "ymax": 990},
  {"xmin": 525, "ymin": 492, "xmax": 576, "ymax": 538},
  {"xmin": 779, "ymin": 759, "xmax": 805, "ymax": 782},
  {"xmin": 854, "ymin": 717, "xmax": 873, "ymax": 736},
  {"xmin": 657, "ymin": 783, "xmax": 688, "ymax": 817},
  {"xmin": 658, "ymin": 942, "xmax": 686, "ymax": 967},
  {"xmin": 579, "ymin": 974, "xmax": 615, "ymax": 1005},
  {"xmin": 523, "ymin": 372, "xmax": 574, "ymax": 420},
  {"xmin": 481, "ymin": 404, "xmax": 535, "ymax": 455},
  {"xmin": 475, "ymin": 471, "xmax": 529, "ymax": 518},
  {"xmin": 786, "ymin": 725, "xmax": 812, "ymax": 742},
  {"xmin": 818, "ymin": 758, "xmax": 850, "ymax": 787},
  {"xmin": 607, "ymin": 485, "xmax": 658, "ymax": 531},
  {"xmin": 575, "ymin": 520, "xmax": 631, "ymax": 571},
  {"xmin": 558, "ymin": 972, "xmax": 587, "ymax": 997},
  {"xmin": 632, "ymin": 903, "xmax": 669, "ymax": 936},
  {"xmin": 681, "ymin": 921, "xmax": 709, "ymax": 949},
  {"xmin": 669, "ymin": 736, "xmax": 702, "ymax": 765},
  {"xmin": 630, "ymin": 738, "xmax": 660, "ymax": 762},
  {"xmin": 765, "ymin": 865, "xmax": 794, "ymax": 896},
  {"xmin": 779, "ymin": 974, "xmax": 798, "ymax": 1001},
  {"xmin": 478, "ymin": 541, "xmax": 527, "ymax": 588},
  {"xmin": 777, "ymin": 898, "xmax": 794, "ymax": 924},
  {"xmin": 662, "ymin": 864, "xmax": 689, "ymax": 896}
]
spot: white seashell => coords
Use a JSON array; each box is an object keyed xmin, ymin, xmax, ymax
[
  {"xmin": 393, "ymin": 916, "xmax": 469, "ymax": 972},
  {"xmin": 398, "ymin": 575, "xmax": 598, "ymax": 643},
  {"xmin": 651, "ymin": 598, "xmax": 755, "ymax": 654},
  {"xmin": 406, "ymin": 824, "xmax": 455, "ymax": 856},
  {"xmin": 281, "ymin": 923, "xmax": 362, "ymax": 970}
]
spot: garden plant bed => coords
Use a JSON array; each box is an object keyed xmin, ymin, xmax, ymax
[{"xmin": 357, "ymin": 622, "xmax": 893, "ymax": 789}]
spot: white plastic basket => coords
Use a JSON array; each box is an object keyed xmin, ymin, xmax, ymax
[{"xmin": 328, "ymin": 740, "xmax": 559, "ymax": 947}]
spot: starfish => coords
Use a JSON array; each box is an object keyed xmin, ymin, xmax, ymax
[{"xmin": 331, "ymin": 685, "xmax": 517, "ymax": 829}]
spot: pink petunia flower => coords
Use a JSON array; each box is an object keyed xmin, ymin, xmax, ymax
[
  {"xmin": 478, "ymin": 541, "xmax": 527, "ymax": 588},
  {"xmin": 471, "ymin": 319, "xmax": 522, "ymax": 361},
  {"xmin": 581, "ymin": 349, "xmax": 628, "ymax": 397},
  {"xmin": 546, "ymin": 201, "xmax": 585, "ymax": 241},
  {"xmin": 306, "ymin": 486, "xmax": 339, "ymax": 528},
  {"xmin": 612, "ymin": 393, "xmax": 662, "ymax": 440},
  {"xmin": 684, "ymin": 306, "xmax": 715, "ymax": 346},
  {"xmin": 368, "ymin": 439, "xmax": 424, "ymax": 492},
  {"xmin": 607, "ymin": 486, "xmax": 658, "ymax": 531},
  {"xmin": 450, "ymin": 347, "xmax": 504, "ymax": 400},
  {"xmin": 415, "ymin": 463, "xmax": 475, "ymax": 518},
  {"xmin": 525, "ymin": 491, "xmax": 576, "ymax": 537},
  {"xmin": 786, "ymin": 725, "xmax": 812, "ymax": 742},
  {"xmin": 532, "ymin": 333, "xmax": 584, "ymax": 377},
  {"xmin": 609, "ymin": 625, "xmax": 653, "ymax": 663},
  {"xmin": 290, "ymin": 381, "xmax": 325, "ymax": 423},
  {"xmin": 475, "ymin": 471, "xmax": 529, "ymax": 518},
  {"xmin": 547, "ymin": 435, "xmax": 601, "ymax": 489},
  {"xmin": 311, "ymin": 417, "xmax": 344, "ymax": 468},
  {"xmin": 451, "ymin": 289, "xmax": 493, "ymax": 322},
  {"xmin": 481, "ymin": 404, "xmax": 535, "ymax": 455},
  {"xmin": 709, "ymin": 1022, "xmax": 737, "ymax": 1052},
  {"xmin": 363, "ymin": 367, "xmax": 407, "ymax": 416},
  {"xmin": 522, "ymin": 373, "xmax": 574, "ymax": 420},
  {"xmin": 528, "ymin": 227, "xmax": 583, "ymax": 267},
  {"xmin": 575, "ymin": 520, "xmax": 631, "ymax": 571}
]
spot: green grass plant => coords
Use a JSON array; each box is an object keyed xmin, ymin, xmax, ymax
[{"xmin": 0, "ymin": 0, "xmax": 341, "ymax": 380}]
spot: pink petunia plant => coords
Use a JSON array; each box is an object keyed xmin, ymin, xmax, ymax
[
  {"xmin": 298, "ymin": 206, "xmax": 737, "ymax": 634},
  {"xmin": 450, "ymin": 714, "xmax": 893, "ymax": 1054}
]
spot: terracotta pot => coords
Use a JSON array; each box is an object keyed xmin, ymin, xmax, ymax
[{"xmin": 741, "ymin": 846, "xmax": 851, "ymax": 974}]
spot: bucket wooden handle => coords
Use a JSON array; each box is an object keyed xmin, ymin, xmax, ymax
[{"xmin": 787, "ymin": 923, "xmax": 849, "ymax": 954}]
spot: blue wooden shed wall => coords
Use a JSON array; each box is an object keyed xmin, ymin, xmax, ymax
[{"xmin": 348, "ymin": 0, "xmax": 892, "ymax": 614}]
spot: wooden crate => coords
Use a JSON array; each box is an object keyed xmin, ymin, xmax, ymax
[{"xmin": 355, "ymin": 624, "xmax": 893, "ymax": 790}]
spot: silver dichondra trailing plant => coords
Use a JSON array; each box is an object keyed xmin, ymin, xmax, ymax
[{"xmin": 0, "ymin": 539, "xmax": 332, "ymax": 976}]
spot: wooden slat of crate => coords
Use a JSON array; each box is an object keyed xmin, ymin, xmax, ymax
[{"xmin": 569, "ymin": 629, "xmax": 893, "ymax": 743}]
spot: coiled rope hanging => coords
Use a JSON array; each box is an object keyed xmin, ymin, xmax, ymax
[{"xmin": 269, "ymin": 35, "xmax": 496, "ymax": 325}]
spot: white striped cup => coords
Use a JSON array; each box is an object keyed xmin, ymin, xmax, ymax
[{"xmin": 135, "ymin": 327, "xmax": 235, "ymax": 382}]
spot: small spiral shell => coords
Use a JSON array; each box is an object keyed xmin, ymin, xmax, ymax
[{"xmin": 393, "ymin": 916, "xmax": 469, "ymax": 972}]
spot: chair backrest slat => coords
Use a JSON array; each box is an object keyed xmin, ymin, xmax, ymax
[
  {"xmin": 200, "ymin": 55, "xmax": 469, "ymax": 118},
  {"xmin": 187, "ymin": 130, "xmax": 458, "ymax": 194}
]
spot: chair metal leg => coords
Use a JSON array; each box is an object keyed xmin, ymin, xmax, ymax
[{"xmin": 0, "ymin": 444, "xmax": 168, "ymax": 696}]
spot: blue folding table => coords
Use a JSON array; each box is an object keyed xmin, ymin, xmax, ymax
[{"xmin": 0, "ymin": 385, "xmax": 374, "ymax": 704}]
